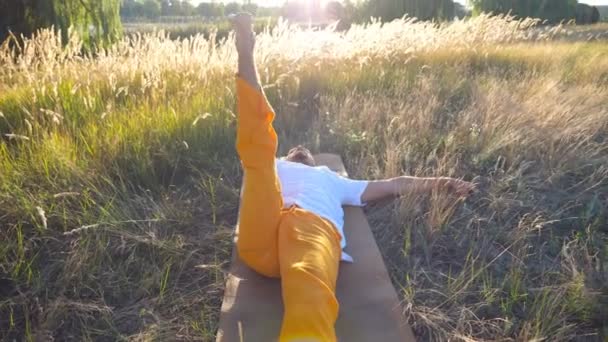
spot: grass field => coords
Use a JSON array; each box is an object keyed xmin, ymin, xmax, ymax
[
  {"xmin": 123, "ymin": 17, "xmax": 277, "ymax": 41},
  {"xmin": 0, "ymin": 15, "xmax": 607, "ymax": 341}
]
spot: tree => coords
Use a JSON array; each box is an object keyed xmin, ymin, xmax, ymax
[
  {"xmin": 575, "ymin": 3, "xmax": 602, "ymax": 24},
  {"xmin": 160, "ymin": 0, "xmax": 171, "ymax": 16},
  {"xmin": 454, "ymin": 2, "xmax": 471, "ymax": 18},
  {"xmin": 142, "ymin": 0, "xmax": 161, "ymax": 20},
  {"xmin": 197, "ymin": 2, "xmax": 213, "ymax": 18},
  {"xmin": 225, "ymin": 2, "xmax": 242, "ymax": 15},
  {"xmin": 469, "ymin": 0, "xmax": 578, "ymax": 23},
  {"xmin": 180, "ymin": 1, "xmax": 196, "ymax": 16},
  {"xmin": 0, "ymin": 0, "xmax": 121, "ymax": 46},
  {"xmin": 214, "ymin": 3, "xmax": 225, "ymax": 18},
  {"xmin": 257, "ymin": 5, "xmax": 281, "ymax": 17},
  {"xmin": 361, "ymin": 0, "xmax": 457, "ymax": 22},
  {"xmin": 121, "ymin": 0, "xmax": 145, "ymax": 20},
  {"xmin": 158, "ymin": 0, "xmax": 195, "ymax": 17},
  {"xmin": 171, "ymin": 0, "xmax": 183, "ymax": 16},
  {"xmin": 242, "ymin": 3, "xmax": 259, "ymax": 15},
  {"xmin": 591, "ymin": 6, "xmax": 600, "ymax": 23},
  {"xmin": 196, "ymin": 2, "xmax": 225, "ymax": 18},
  {"xmin": 326, "ymin": 1, "xmax": 346, "ymax": 20}
]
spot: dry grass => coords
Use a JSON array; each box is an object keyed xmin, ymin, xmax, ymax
[
  {"xmin": 0, "ymin": 14, "xmax": 606, "ymax": 341},
  {"xmin": 122, "ymin": 17, "xmax": 277, "ymax": 41}
]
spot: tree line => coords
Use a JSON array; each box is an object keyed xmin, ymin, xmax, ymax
[
  {"xmin": 120, "ymin": 0, "xmax": 281, "ymax": 21},
  {"xmin": 0, "ymin": 0, "xmax": 602, "ymax": 47},
  {"xmin": 470, "ymin": 0, "xmax": 600, "ymax": 24},
  {"xmin": 0, "ymin": 0, "xmax": 121, "ymax": 46},
  {"xmin": 358, "ymin": 0, "xmax": 459, "ymax": 21},
  {"xmin": 353, "ymin": 0, "xmax": 599, "ymax": 23}
]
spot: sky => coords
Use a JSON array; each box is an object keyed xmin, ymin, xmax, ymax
[{"xmin": 188, "ymin": 0, "xmax": 608, "ymax": 5}]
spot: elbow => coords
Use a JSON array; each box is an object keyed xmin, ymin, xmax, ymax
[
  {"xmin": 377, "ymin": 179, "xmax": 400, "ymax": 200},
  {"xmin": 360, "ymin": 179, "xmax": 400, "ymax": 203}
]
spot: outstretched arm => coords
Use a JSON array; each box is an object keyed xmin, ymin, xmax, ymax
[
  {"xmin": 231, "ymin": 13, "xmax": 261, "ymax": 91},
  {"xmin": 361, "ymin": 176, "xmax": 476, "ymax": 203}
]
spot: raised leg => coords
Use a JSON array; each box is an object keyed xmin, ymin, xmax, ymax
[{"xmin": 233, "ymin": 13, "xmax": 282, "ymax": 278}]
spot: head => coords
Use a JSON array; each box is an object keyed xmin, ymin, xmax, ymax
[{"xmin": 284, "ymin": 145, "xmax": 316, "ymax": 166}]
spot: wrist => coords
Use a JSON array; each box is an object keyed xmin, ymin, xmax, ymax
[{"xmin": 437, "ymin": 177, "xmax": 454, "ymax": 191}]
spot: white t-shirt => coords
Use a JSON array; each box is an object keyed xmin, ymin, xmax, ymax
[{"xmin": 276, "ymin": 159, "xmax": 369, "ymax": 262}]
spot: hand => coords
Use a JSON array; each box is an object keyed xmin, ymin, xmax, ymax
[
  {"xmin": 229, "ymin": 13, "xmax": 255, "ymax": 56},
  {"xmin": 441, "ymin": 178, "xmax": 477, "ymax": 197}
]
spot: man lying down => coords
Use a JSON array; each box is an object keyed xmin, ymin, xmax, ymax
[{"xmin": 231, "ymin": 13, "xmax": 476, "ymax": 342}]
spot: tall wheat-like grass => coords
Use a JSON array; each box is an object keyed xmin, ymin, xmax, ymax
[
  {"xmin": 0, "ymin": 14, "xmax": 606, "ymax": 341},
  {"xmin": 0, "ymin": 15, "xmax": 558, "ymax": 88}
]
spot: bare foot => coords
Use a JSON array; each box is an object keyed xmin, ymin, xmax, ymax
[{"xmin": 230, "ymin": 13, "xmax": 255, "ymax": 55}]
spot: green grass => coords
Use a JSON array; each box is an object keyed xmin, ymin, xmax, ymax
[{"xmin": 0, "ymin": 15, "xmax": 607, "ymax": 341}]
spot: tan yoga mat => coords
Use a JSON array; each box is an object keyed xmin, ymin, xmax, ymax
[{"xmin": 216, "ymin": 153, "xmax": 415, "ymax": 342}]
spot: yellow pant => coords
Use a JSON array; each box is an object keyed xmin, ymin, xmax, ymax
[{"xmin": 235, "ymin": 77, "xmax": 341, "ymax": 342}]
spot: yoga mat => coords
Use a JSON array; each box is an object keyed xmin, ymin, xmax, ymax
[{"xmin": 216, "ymin": 154, "xmax": 415, "ymax": 342}]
